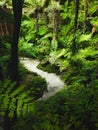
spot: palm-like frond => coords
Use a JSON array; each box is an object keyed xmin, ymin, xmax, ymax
[{"xmin": 0, "ymin": 80, "xmax": 34, "ymax": 119}]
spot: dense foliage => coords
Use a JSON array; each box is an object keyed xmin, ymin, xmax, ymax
[{"xmin": 0, "ymin": 0, "xmax": 98, "ymax": 130}]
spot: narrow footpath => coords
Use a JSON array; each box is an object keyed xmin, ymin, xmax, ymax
[{"xmin": 20, "ymin": 57, "xmax": 65, "ymax": 100}]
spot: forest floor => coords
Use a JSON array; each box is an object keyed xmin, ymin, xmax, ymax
[{"xmin": 20, "ymin": 57, "xmax": 65, "ymax": 100}]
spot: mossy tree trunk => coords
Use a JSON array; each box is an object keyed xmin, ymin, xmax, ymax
[{"xmin": 53, "ymin": 9, "xmax": 59, "ymax": 42}]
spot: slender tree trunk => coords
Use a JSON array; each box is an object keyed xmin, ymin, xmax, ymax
[
  {"xmin": 35, "ymin": 8, "xmax": 39, "ymax": 40},
  {"xmin": 72, "ymin": 0, "xmax": 79, "ymax": 54},
  {"xmin": 10, "ymin": 0, "xmax": 23, "ymax": 86},
  {"xmin": 53, "ymin": 9, "xmax": 59, "ymax": 42},
  {"xmin": 83, "ymin": 0, "xmax": 88, "ymax": 33},
  {"xmin": 4, "ymin": 1, "xmax": 23, "ymax": 130},
  {"xmin": 0, "ymin": 65, "xmax": 4, "ymax": 81},
  {"xmin": 45, "ymin": 12, "xmax": 49, "ymax": 26},
  {"xmin": 0, "ymin": 39, "xmax": 4, "ymax": 81}
]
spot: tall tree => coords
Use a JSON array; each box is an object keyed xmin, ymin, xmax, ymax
[
  {"xmin": 53, "ymin": 9, "xmax": 59, "ymax": 41},
  {"xmin": 3, "ymin": 0, "xmax": 24, "ymax": 130},
  {"xmin": 43, "ymin": 0, "xmax": 49, "ymax": 25},
  {"xmin": 10, "ymin": 0, "xmax": 23, "ymax": 86},
  {"xmin": 0, "ymin": 38, "xmax": 4, "ymax": 81},
  {"xmin": 72, "ymin": 0, "xmax": 79, "ymax": 54},
  {"xmin": 35, "ymin": 8, "xmax": 39, "ymax": 40},
  {"xmin": 83, "ymin": 0, "xmax": 88, "ymax": 33},
  {"xmin": 51, "ymin": 1, "xmax": 60, "ymax": 43}
]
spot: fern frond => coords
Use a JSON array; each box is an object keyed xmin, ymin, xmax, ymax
[
  {"xmin": 0, "ymin": 80, "xmax": 11, "ymax": 94},
  {"xmin": 23, "ymin": 104, "xmax": 28, "ymax": 117},
  {"xmin": 17, "ymin": 98, "xmax": 24, "ymax": 117},
  {"xmin": 27, "ymin": 103, "xmax": 35, "ymax": 113},
  {"xmin": 18, "ymin": 92, "xmax": 28, "ymax": 100},
  {"xmin": 8, "ymin": 98, "xmax": 16, "ymax": 118},
  {"xmin": 5, "ymin": 82, "xmax": 16, "ymax": 95},
  {"xmin": 0, "ymin": 80, "xmax": 35, "ymax": 119},
  {"xmin": 2, "ymin": 95, "xmax": 10, "ymax": 111},
  {"xmin": 23, "ymin": 97, "xmax": 33, "ymax": 103},
  {"xmin": 11, "ymin": 85, "xmax": 25, "ymax": 97}
]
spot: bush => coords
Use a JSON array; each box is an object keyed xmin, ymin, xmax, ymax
[{"xmin": 27, "ymin": 75, "xmax": 47, "ymax": 99}]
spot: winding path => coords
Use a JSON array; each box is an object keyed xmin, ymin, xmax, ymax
[{"xmin": 20, "ymin": 57, "xmax": 65, "ymax": 100}]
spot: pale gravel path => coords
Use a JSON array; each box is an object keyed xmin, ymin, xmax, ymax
[{"xmin": 20, "ymin": 57, "xmax": 65, "ymax": 100}]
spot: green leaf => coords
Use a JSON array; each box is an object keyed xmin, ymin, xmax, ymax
[
  {"xmin": 91, "ymin": 19, "xmax": 98, "ymax": 27},
  {"xmin": 38, "ymin": 26, "xmax": 47, "ymax": 36},
  {"xmin": 78, "ymin": 34, "xmax": 92, "ymax": 43},
  {"xmin": 51, "ymin": 39, "xmax": 58, "ymax": 51},
  {"xmin": 11, "ymin": 85, "xmax": 24, "ymax": 97},
  {"xmin": 55, "ymin": 49, "xmax": 66, "ymax": 59},
  {"xmin": 38, "ymin": 33, "xmax": 52, "ymax": 43}
]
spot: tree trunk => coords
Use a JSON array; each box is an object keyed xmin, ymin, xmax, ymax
[
  {"xmin": 53, "ymin": 9, "xmax": 59, "ymax": 42},
  {"xmin": 3, "ymin": 1, "xmax": 23, "ymax": 130},
  {"xmin": 10, "ymin": 0, "xmax": 23, "ymax": 86},
  {"xmin": 72, "ymin": 0, "xmax": 79, "ymax": 54},
  {"xmin": 35, "ymin": 8, "xmax": 39, "ymax": 40},
  {"xmin": 83, "ymin": 0, "xmax": 88, "ymax": 33},
  {"xmin": 0, "ymin": 65, "xmax": 4, "ymax": 81},
  {"xmin": 0, "ymin": 39, "xmax": 4, "ymax": 81},
  {"xmin": 45, "ymin": 12, "xmax": 49, "ymax": 26}
]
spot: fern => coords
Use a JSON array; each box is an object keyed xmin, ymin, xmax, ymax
[
  {"xmin": 23, "ymin": 104, "xmax": 28, "ymax": 117},
  {"xmin": 8, "ymin": 98, "xmax": 16, "ymax": 118},
  {"xmin": 5, "ymin": 82, "xmax": 16, "ymax": 94},
  {"xmin": 2, "ymin": 95, "xmax": 10, "ymax": 112},
  {"xmin": 0, "ymin": 80, "xmax": 35, "ymax": 120},
  {"xmin": 78, "ymin": 34, "xmax": 92, "ymax": 43},
  {"xmin": 17, "ymin": 98, "xmax": 24, "ymax": 117},
  {"xmin": 0, "ymin": 80, "xmax": 11, "ymax": 94},
  {"xmin": 11, "ymin": 85, "xmax": 25, "ymax": 97}
]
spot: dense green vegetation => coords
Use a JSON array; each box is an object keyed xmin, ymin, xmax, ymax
[{"xmin": 0, "ymin": 0, "xmax": 98, "ymax": 130}]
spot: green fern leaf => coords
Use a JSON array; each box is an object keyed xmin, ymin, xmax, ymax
[
  {"xmin": 23, "ymin": 104, "xmax": 28, "ymax": 117},
  {"xmin": 11, "ymin": 85, "xmax": 25, "ymax": 97},
  {"xmin": 78, "ymin": 34, "xmax": 92, "ymax": 43},
  {"xmin": 0, "ymin": 80, "xmax": 11, "ymax": 94},
  {"xmin": 8, "ymin": 98, "xmax": 16, "ymax": 118},
  {"xmin": 5, "ymin": 82, "xmax": 16, "ymax": 95},
  {"xmin": 23, "ymin": 97, "xmax": 33, "ymax": 103},
  {"xmin": 2, "ymin": 95, "xmax": 10, "ymax": 111},
  {"xmin": 17, "ymin": 99, "xmax": 24, "ymax": 117}
]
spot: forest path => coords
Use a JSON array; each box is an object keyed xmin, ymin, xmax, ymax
[{"xmin": 20, "ymin": 57, "xmax": 65, "ymax": 100}]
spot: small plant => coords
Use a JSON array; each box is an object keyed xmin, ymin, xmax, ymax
[{"xmin": 27, "ymin": 75, "xmax": 47, "ymax": 99}]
